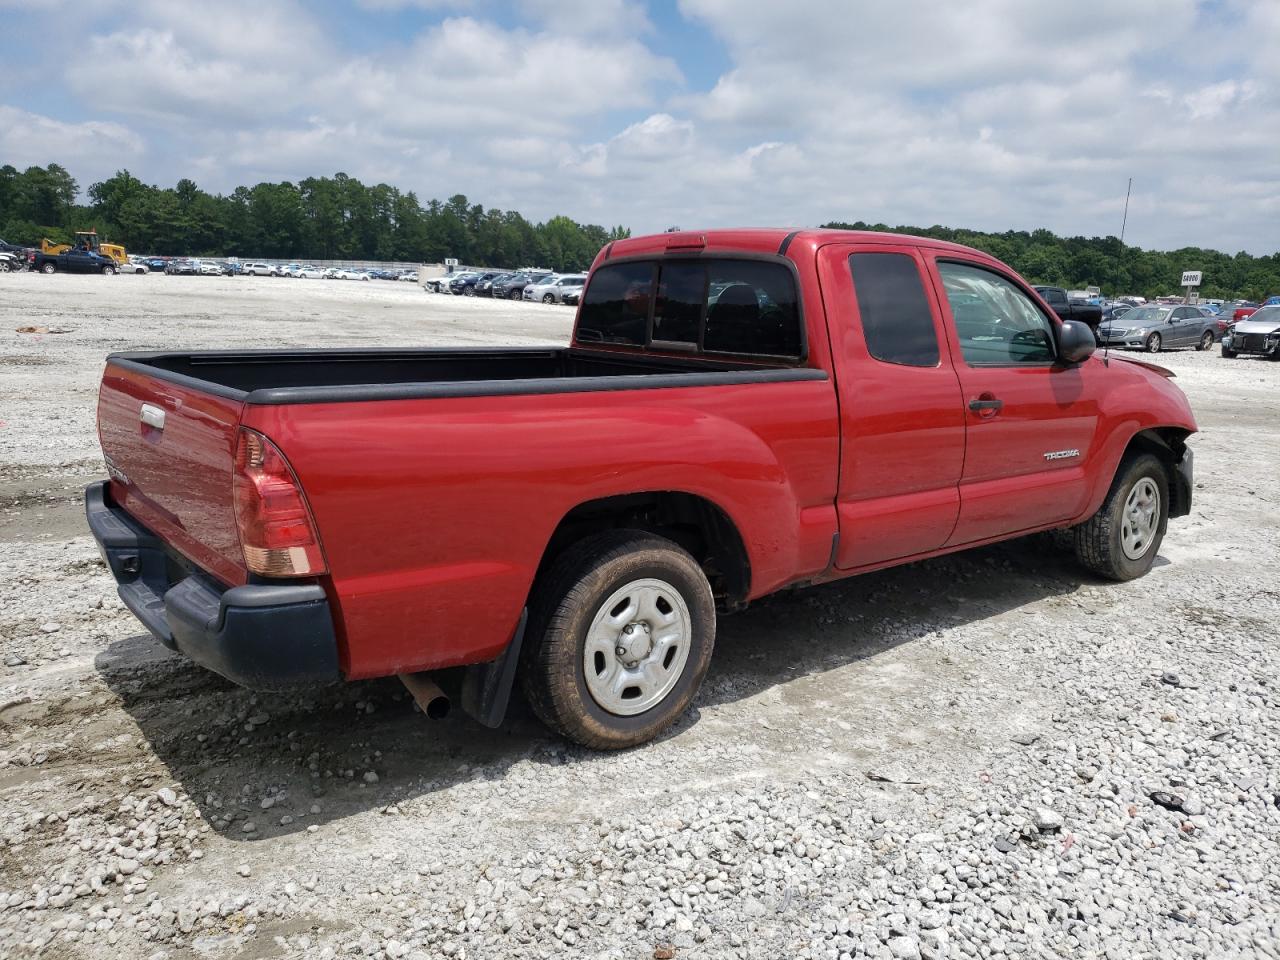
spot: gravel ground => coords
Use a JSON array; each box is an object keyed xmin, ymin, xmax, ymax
[{"xmin": 1, "ymin": 272, "xmax": 1278, "ymax": 960}]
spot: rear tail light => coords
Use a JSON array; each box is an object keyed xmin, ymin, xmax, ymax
[{"xmin": 232, "ymin": 428, "xmax": 327, "ymax": 577}]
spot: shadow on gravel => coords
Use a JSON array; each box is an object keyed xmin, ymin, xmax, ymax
[{"xmin": 96, "ymin": 534, "xmax": 1096, "ymax": 841}]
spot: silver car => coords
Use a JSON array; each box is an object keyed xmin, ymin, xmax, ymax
[
  {"xmin": 1222, "ymin": 305, "xmax": 1280, "ymax": 359},
  {"xmin": 1096, "ymin": 304, "xmax": 1217, "ymax": 353},
  {"xmin": 525, "ymin": 274, "xmax": 587, "ymax": 304}
]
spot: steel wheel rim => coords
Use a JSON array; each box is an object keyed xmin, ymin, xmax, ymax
[
  {"xmin": 583, "ymin": 577, "xmax": 692, "ymax": 716},
  {"xmin": 1121, "ymin": 477, "xmax": 1160, "ymax": 560}
]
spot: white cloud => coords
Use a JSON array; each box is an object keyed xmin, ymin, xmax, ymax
[{"xmin": 0, "ymin": 106, "xmax": 144, "ymax": 176}]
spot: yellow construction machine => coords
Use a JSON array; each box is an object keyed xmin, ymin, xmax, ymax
[{"xmin": 40, "ymin": 230, "xmax": 127, "ymax": 264}]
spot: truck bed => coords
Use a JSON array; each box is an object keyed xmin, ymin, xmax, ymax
[{"xmin": 114, "ymin": 347, "xmax": 816, "ymax": 405}]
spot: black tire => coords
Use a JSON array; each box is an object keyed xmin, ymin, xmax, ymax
[
  {"xmin": 509, "ymin": 289, "xmax": 522, "ymax": 300},
  {"xmin": 41, "ymin": 262, "xmax": 56, "ymax": 274},
  {"xmin": 102, "ymin": 265, "xmax": 115, "ymax": 275},
  {"xmin": 1222, "ymin": 346, "xmax": 1237, "ymax": 358},
  {"xmin": 543, "ymin": 293, "xmax": 555, "ymax": 304},
  {"xmin": 520, "ymin": 531, "xmax": 716, "ymax": 749},
  {"xmin": 463, "ymin": 286, "xmax": 474, "ymax": 296},
  {"xmin": 1196, "ymin": 330, "xmax": 1214, "ymax": 351},
  {"xmin": 1145, "ymin": 332, "xmax": 1161, "ymax": 353},
  {"xmin": 1073, "ymin": 452, "xmax": 1169, "ymax": 582}
]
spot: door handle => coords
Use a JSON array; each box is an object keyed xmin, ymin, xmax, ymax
[{"xmin": 968, "ymin": 397, "xmax": 1003, "ymax": 413}]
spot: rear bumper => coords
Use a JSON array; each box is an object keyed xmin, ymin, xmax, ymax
[{"xmin": 85, "ymin": 480, "xmax": 341, "ymax": 690}]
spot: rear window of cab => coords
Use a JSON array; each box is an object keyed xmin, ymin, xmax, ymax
[{"xmin": 576, "ymin": 258, "xmax": 803, "ymax": 359}]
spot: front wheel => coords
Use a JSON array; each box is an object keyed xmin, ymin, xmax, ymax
[
  {"xmin": 1073, "ymin": 452, "xmax": 1169, "ymax": 582},
  {"xmin": 41, "ymin": 262, "xmax": 56, "ymax": 274},
  {"xmin": 543, "ymin": 293, "xmax": 555, "ymax": 304},
  {"xmin": 1145, "ymin": 332, "xmax": 1162, "ymax": 353},
  {"xmin": 520, "ymin": 531, "xmax": 716, "ymax": 749},
  {"xmin": 509, "ymin": 289, "xmax": 522, "ymax": 300},
  {"xmin": 462, "ymin": 287, "xmax": 474, "ymax": 296},
  {"xmin": 102, "ymin": 265, "xmax": 115, "ymax": 275},
  {"xmin": 1196, "ymin": 330, "xmax": 1214, "ymax": 351}
]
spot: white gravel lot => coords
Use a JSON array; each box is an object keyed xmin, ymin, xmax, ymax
[{"xmin": 1, "ymin": 271, "xmax": 1278, "ymax": 960}]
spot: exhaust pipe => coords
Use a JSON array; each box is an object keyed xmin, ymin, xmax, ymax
[{"xmin": 398, "ymin": 672, "xmax": 451, "ymax": 720}]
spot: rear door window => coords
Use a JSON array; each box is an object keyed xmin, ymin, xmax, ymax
[
  {"xmin": 579, "ymin": 258, "xmax": 802, "ymax": 358},
  {"xmin": 848, "ymin": 253, "xmax": 939, "ymax": 367}
]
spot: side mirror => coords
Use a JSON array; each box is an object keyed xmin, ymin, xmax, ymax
[{"xmin": 1057, "ymin": 320, "xmax": 1096, "ymax": 364}]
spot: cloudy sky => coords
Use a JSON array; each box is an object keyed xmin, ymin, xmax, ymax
[{"xmin": 2, "ymin": 0, "xmax": 1277, "ymax": 252}]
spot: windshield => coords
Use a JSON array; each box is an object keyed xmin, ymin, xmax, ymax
[
  {"xmin": 1246, "ymin": 306, "xmax": 1280, "ymax": 324},
  {"xmin": 1123, "ymin": 306, "xmax": 1171, "ymax": 324}
]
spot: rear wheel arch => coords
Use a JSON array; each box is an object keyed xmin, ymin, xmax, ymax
[{"xmin": 535, "ymin": 491, "xmax": 752, "ymax": 611}]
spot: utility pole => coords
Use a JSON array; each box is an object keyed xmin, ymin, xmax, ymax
[{"xmin": 1120, "ymin": 178, "xmax": 1132, "ymax": 244}]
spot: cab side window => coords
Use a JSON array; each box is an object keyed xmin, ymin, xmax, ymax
[
  {"xmin": 848, "ymin": 253, "xmax": 939, "ymax": 367},
  {"xmin": 939, "ymin": 262, "xmax": 1057, "ymax": 365}
]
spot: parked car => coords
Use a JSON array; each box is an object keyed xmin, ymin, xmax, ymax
[
  {"xmin": 297, "ymin": 266, "xmax": 326, "ymax": 279},
  {"xmin": 198, "ymin": 261, "xmax": 221, "ymax": 276},
  {"xmin": 143, "ymin": 258, "xmax": 169, "ymax": 272},
  {"xmin": 563, "ymin": 288, "xmax": 581, "ymax": 306},
  {"xmin": 451, "ymin": 271, "xmax": 500, "ymax": 296},
  {"xmin": 526, "ymin": 274, "xmax": 587, "ymax": 304},
  {"xmin": 399, "ymin": 271, "xmax": 418, "ymax": 282},
  {"xmin": 476, "ymin": 273, "xmax": 514, "ymax": 297},
  {"xmin": 28, "ymin": 248, "xmax": 118, "ymax": 274},
  {"xmin": 120, "ymin": 259, "xmax": 151, "ymax": 275},
  {"xmin": 1221, "ymin": 305, "xmax": 1280, "ymax": 359},
  {"xmin": 493, "ymin": 272, "xmax": 551, "ymax": 300},
  {"xmin": 423, "ymin": 275, "xmax": 454, "ymax": 293},
  {"xmin": 1096, "ymin": 304, "xmax": 1217, "ymax": 352},
  {"xmin": 1100, "ymin": 303, "xmax": 1132, "ymax": 323},
  {"xmin": 0, "ymin": 250, "xmax": 26, "ymax": 272},
  {"xmin": 165, "ymin": 259, "xmax": 198, "ymax": 276},
  {"xmin": 86, "ymin": 227, "xmax": 1196, "ymax": 750},
  {"xmin": 241, "ymin": 263, "xmax": 276, "ymax": 276}
]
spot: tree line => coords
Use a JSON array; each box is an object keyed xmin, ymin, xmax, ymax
[
  {"xmin": 823, "ymin": 220, "xmax": 1280, "ymax": 302},
  {"xmin": 2, "ymin": 163, "xmax": 1277, "ymax": 297},
  {"xmin": 0, "ymin": 165, "xmax": 629, "ymax": 273}
]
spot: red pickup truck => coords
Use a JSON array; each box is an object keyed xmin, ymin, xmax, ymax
[{"xmin": 88, "ymin": 228, "xmax": 1196, "ymax": 749}]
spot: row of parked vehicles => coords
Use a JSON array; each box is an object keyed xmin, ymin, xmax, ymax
[
  {"xmin": 150, "ymin": 258, "xmax": 419, "ymax": 281},
  {"xmin": 1091, "ymin": 295, "xmax": 1280, "ymax": 358},
  {"xmin": 426, "ymin": 269, "xmax": 587, "ymax": 304}
]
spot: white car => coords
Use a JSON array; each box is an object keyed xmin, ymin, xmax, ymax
[
  {"xmin": 198, "ymin": 261, "xmax": 221, "ymax": 276},
  {"xmin": 525, "ymin": 274, "xmax": 587, "ymax": 304},
  {"xmin": 297, "ymin": 266, "xmax": 326, "ymax": 279},
  {"xmin": 334, "ymin": 268, "xmax": 369, "ymax": 281},
  {"xmin": 398, "ymin": 271, "xmax": 418, "ymax": 282},
  {"xmin": 243, "ymin": 262, "xmax": 275, "ymax": 276},
  {"xmin": 121, "ymin": 260, "xmax": 150, "ymax": 275}
]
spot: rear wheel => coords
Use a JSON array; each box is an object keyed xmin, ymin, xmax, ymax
[
  {"xmin": 102, "ymin": 265, "xmax": 115, "ymax": 275},
  {"xmin": 520, "ymin": 531, "xmax": 716, "ymax": 749},
  {"xmin": 1073, "ymin": 452, "xmax": 1169, "ymax": 582},
  {"xmin": 463, "ymin": 286, "xmax": 474, "ymax": 296},
  {"xmin": 1196, "ymin": 330, "xmax": 1214, "ymax": 351},
  {"xmin": 509, "ymin": 289, "xmax": 522, "ymax": 300},
  {"xmin": 41, "ymin": 262, "xmax": 56, "ymax": 274},
  {"xmin": 1145, "ymin": 332, "xmax": 1162, "ymax": 353}
]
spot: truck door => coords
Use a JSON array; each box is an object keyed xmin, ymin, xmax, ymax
[
  {"xmin": 926, "ymin": 256, "xmax": 1100, "ymax": 546},
  {"xmin": 817, "ymin": 243, "xmax": 967, "ymax": 568}
]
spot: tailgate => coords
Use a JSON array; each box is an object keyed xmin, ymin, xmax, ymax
[{"xmin": 97, "ymin": 360, "xmax": 248, "ymax": 586}]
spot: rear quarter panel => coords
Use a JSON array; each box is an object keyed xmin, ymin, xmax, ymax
[{"xmin": 242, "ymin": 379, "xmax": 840, "ymax": 678}]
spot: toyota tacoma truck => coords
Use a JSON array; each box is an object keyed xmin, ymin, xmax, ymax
[{"xmin": 87, "ymin": 228, "xmax": 1197, "ymax": 749}]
